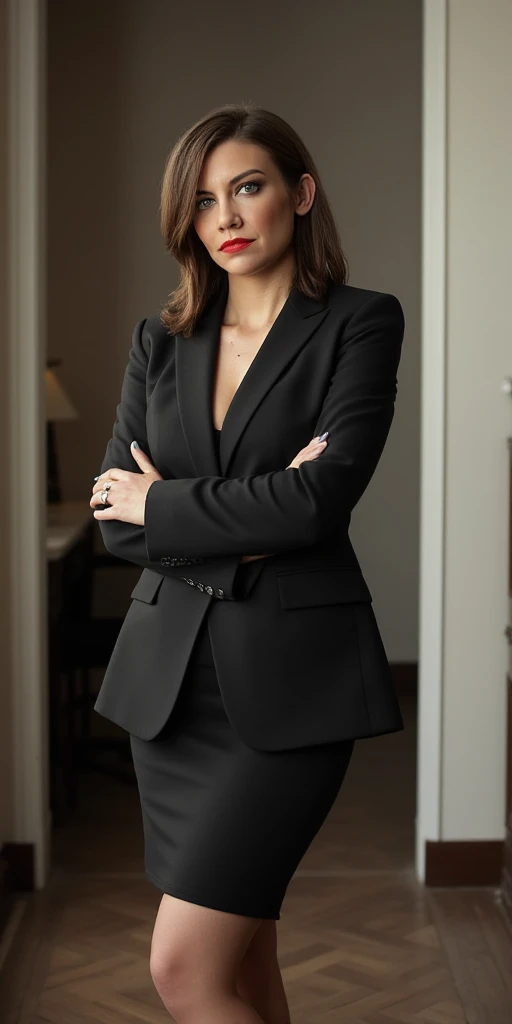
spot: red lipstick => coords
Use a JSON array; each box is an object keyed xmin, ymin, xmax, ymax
[{"xmin": 219, "ymin": 238, "xmax": 254, "ymax": 253}]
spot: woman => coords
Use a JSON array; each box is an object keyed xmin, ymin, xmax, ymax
[{"xmin": 90, "ymin": 103, "xmax": 405, "ymax": 1024}]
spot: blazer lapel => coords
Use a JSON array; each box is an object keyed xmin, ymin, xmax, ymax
[{"xmin": 175, "ymin": 277, "xmax": 331, "ymax": 479}]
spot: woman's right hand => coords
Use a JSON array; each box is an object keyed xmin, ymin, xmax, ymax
[{"xmin": 239, "ymin": 435, "xmax": 328, "ymax": 563}]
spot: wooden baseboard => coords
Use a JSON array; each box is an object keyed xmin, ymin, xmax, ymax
[
  {"xmin": 390, "ymin": 661, "xmax": 418, "ymax": 696},
  {"xmin": 0, "ymin": 854, "xmax": 13, "ymax": 940},
  {"xmin": 502, "ymin": 825, "xmax": 512, "ymax": 929},
  {"xmin": 0, "ymin": 843, "xmax": 35, "ymax": 893},
  {"xmin": 425, "ymin": 839, "xmax": 504, "ymax": 885}
]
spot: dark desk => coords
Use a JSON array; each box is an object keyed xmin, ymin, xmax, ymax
[{"xmin": 47, "ymin": 501, "xmax": 94, "ymax": 825}]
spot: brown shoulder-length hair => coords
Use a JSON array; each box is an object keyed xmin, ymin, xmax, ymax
[{"xmin": 159, "ymin": 103, "xmax": 349, "ymax": 337}]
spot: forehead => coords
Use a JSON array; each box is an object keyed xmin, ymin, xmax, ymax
[{"xmin": 198, "ymin": 140, "xmax": 273, "ymax": 184}]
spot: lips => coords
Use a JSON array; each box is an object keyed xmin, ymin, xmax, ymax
[{"xmin": 219, "ymin": 239, "xmax": 254, "ymax": 253}]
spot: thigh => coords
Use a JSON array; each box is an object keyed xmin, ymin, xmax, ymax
[{"xmin": 150, "ymin": 892, "xmax": 263, "ymax": 991}]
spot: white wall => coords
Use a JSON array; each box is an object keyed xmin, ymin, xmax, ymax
[
  {"xmin": 47, "ymin": 0, "xmax": 422, "ymax": 663},
  {"xmin": 418, "ymin": 0, "xmax": 512, "ymax": 872},
  {"xmin": 442, "ymin": 0, "xmax": 512, "ymax": 837},
  {"xmin": 8, "ymin": 0, "xmax": 507, "ymax": 878}
]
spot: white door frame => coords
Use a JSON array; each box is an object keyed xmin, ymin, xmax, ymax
[
  {"xmin": 416, "ymin": 0, "xmax": 447, "ymax": 879},
  {"xmin": 8, "ymin": 0, "xmax": 447, "ymax": 887},
  {"xmin": 8, "ymin": 0, "xmax": 50, "ymax": 887}
]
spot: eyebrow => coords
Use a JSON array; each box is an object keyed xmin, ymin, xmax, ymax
[{"xmin": 196, "ymin": 168, "xmax": 266, "ymax": 196}]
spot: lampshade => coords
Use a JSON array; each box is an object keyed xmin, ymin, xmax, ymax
[{"xmin": 45, "ymin": 366, "xmax": 79, "ymax": 422}]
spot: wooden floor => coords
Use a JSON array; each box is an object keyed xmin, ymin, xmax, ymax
[{"xmin": 1, "ymin": 692, "xmax": 512, "ymax": 1023}]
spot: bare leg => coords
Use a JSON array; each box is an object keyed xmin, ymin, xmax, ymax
[
  {"xmin": 150, "ymin": 892, "xmax": 266, "ymax": 1022},
  {"xmin": 236, "ymin": 919, "xmax": 291, "ymax": 1024}
]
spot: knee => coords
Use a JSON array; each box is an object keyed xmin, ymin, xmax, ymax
[{"xmin": 150, "ymin": 948, "xmax": 192, "ymax": 1012}]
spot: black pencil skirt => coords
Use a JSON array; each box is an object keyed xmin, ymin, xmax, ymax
[{"xmin": 129, "ymin": 606, "xmax": 355, "ymax": 920}]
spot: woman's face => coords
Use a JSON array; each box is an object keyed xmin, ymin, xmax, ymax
[{"xmin": 192, "ymin": 140, "xmax": 315, "ymax": 277}]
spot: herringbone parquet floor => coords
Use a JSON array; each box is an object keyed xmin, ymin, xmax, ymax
[{"xmin": 1, "ymin": 692, "xmax": 512, "ymax": 1023}]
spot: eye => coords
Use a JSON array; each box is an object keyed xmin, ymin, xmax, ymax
[
  {"xmin": 195, "ymin": 180, "xmax": 261, "ymax": 211},
  {"xmin": 238, "ymin": 180, "xmax": 261, "ymax": 196},
  {"xmin": 196, "ymin": 197, "xmax": 214, "ymax": 211}
]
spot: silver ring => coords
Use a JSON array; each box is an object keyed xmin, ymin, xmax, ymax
[{"xmin": 100, "ymin": 480, "xmax": 112, "ymax": 504}]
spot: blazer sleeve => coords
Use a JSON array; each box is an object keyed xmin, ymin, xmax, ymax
[
  {"xmin": 95, "ymin": 317, "xmax": 244, "ymax": 599},
  {"xmin": 144, "ymin": 292, "xmax": 405, "ymax": 560}
]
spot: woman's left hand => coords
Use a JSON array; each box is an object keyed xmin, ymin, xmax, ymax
[{"xmin": 90, "ymin": 442, "xmax": 163, "ymax": 525}]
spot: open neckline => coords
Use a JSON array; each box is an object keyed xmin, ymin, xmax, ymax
[{"xmin": 211, "ymin": 288, "xmax": 295, "ymax": 440}]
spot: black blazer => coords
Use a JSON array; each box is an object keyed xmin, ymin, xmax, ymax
[{"xmin": 94, "ymin": 276, "xmax": 406, "ymax": 748}]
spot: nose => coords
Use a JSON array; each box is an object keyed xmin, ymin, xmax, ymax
[{"xmin": 216, "ymin": 196, "xmax": 242, "ymax": 231}]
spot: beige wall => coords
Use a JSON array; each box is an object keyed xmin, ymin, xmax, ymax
[
  {"xmin": 442, "ymin": 0, "xmax": 512, "ymax": 836},
  {"xmin": 5, "ymin": 0, "xmax": 509, "ymax": 871},
  {"xmin": 0, "ymin": 0, "xmax": 14, "ymax": 841},
  {"xmin": 47, "ymin": 0, "xmax": 422, "ymax": 660}
]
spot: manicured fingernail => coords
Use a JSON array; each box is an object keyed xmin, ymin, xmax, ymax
[
  {"xmin": 317, "ymin": 431, "xmax": 329, "ymax": 441},
  {"xmin": 131, "ymin": 440, "xmax": 139, "ymax": 448},
  {"xmin": 93, "ymin": 475, "xmax": 99, "ymax": 481}
]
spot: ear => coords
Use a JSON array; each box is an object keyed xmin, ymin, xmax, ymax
[{"xmin": 294, "ymin": 173, "xmax": 316, "ymax": 216}]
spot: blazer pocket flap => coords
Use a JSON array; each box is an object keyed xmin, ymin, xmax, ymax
[
  {"xmin": 277, "ymin": 566, "xmax": 373, "ymax": 609},
  {"xmin": 130, "ymin": 569, "xmax": 165, "ymax": 604}
]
